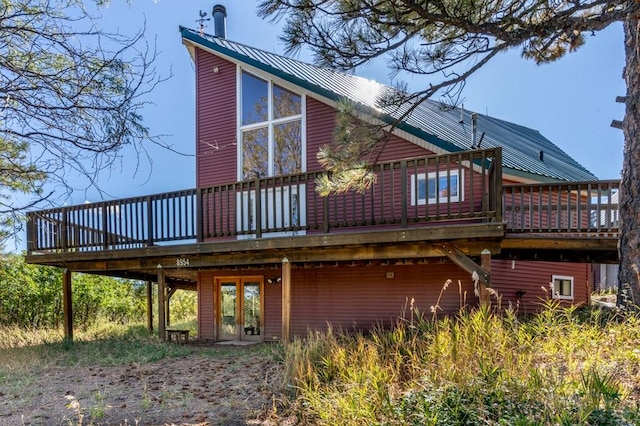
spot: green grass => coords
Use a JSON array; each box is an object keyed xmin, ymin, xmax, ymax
[
  {"xmin": 0, "ymin": 319, "xmax": 274, "ymax": 381},
  {"xmin": 282, "ymin": 301, "xmax": 640, "ymax": 425}
]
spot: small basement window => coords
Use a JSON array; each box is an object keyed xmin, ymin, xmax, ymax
[
  {"xmin": 411, "ymin": 169, "xmax": 462, "ymax": 205},
  {"xmin": 551, "ymin": 275, "xmax": 574, "ymax": 300}
]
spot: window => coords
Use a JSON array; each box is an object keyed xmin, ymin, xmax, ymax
[
  {"xmin": 411, "ymin": 169, "xmax": 462, "ymax": 205},
  {"xmin": 239, "ymin": 70, "xmax": 304, "ymax": 180},
  {"xmin": 551, "ymin": 275, "xmax": 574, "ymax": 300}
]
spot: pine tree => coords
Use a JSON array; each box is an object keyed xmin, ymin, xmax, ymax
[
  {"xmin": 259, "ymin": 0, "xmax": 640, "ymax": 306},
  {"xmin": 0, "ymin": 0, "xmax": 164, "ymax": 245}
]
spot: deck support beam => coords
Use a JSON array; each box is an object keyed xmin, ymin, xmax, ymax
[
  {"xmin": 146, "ymin": 281, "xmax": 154, "ymax": 333},
  {"xmin": 62, "ymin": 268, "xmax": 73, "ymax": 341},
  {"xmin": 282, "ymin": 257, "xmax": 291, "ymax": 344},
  {"xmin": 157, "ymin": 265, "xmax": 166, "ymax": 341},
  {"xmin": 434, "ymin": 243, "xmax": 492, "ymax": 306}
]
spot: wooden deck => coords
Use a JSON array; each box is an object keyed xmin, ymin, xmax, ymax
[{"xmin": 24, "ymin": 148, "xmax": 620, "ymax": 284}]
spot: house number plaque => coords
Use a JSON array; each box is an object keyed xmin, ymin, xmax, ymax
[{"xmin": 176, "ymin": 258, "xmax": 190, "ymax": 267}]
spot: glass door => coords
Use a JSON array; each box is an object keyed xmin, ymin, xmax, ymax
[
  {"xmin": 219, "ymin": 281, "xmax": 238, "ymax": 340},
  {"xmin": 216, "ymin": 277, "xmax": 263, "ymax": 341},
  {"xmin": 242, "ymin": 281, "xmax": 261, "ymax": 341}
]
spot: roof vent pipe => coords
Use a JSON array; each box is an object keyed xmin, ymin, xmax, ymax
[
  {"xmin": 471, "ymin": 112, "xmax": 478, "ymax": 148},
  {"xmin": 213, "ymin": 5, "xmax": 227, "ymax": 38}
]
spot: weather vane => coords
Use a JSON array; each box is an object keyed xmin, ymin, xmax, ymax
[{"xmin": 196, "ymin": 10, "xmax": 211, "ymax": 36}]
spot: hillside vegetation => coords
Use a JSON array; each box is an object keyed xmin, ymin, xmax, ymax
[{"xmin": 0, "ymin": 254, "xmax": 196, "ymax": 335}]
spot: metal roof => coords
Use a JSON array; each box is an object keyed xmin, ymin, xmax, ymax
[{"xmin": 181, "ymin": 27, "xmax": 597, "ymax": 182}]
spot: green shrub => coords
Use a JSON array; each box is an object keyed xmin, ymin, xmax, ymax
[{"xmin": 0, "ymin": 254, "xmax": 146, "ymax": 328}]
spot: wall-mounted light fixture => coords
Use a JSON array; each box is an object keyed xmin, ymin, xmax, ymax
[{"xmin": 267, "ymin": 277, "xmax": 281, "ymax": 284}]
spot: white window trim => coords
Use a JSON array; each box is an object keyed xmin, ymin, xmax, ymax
[
  {"xmin": 410, "ymin": 169, "xmax": 463, "ymax": 206},
  {"xmin": 236, "ymin": 67, "xmax": 306, "ymax": 180},
  {"xmin": 551, "ymin": 275, "xmax": 574, "ymax": 300}
]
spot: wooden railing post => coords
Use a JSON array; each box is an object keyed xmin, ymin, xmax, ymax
[
  {"xmin": 492, "ymin": 148, "xmax": 503, "ymax": 222},
  {"xmin": 255, "ymin": 179, "xmax": 262, "ymax": 239},
  {"xmin": 61, "ymin": 209, "xmax": 69, "ymax": 252},
  {"xmin": 146, "ymin": 196, "xmax": 154, "ymax": 247},
  {"xmin": 401, "ymin": 160, "xmax": 408, "ymax": 228},
  {"xmin": 101, "ymin": 204, "xmax": 109, "ymax": 250},
  {"xmin": 26, "ymin": 212, "xmax": 35, "ymax": 253},
  {"xmin": 323, "ymin": 196, "xmax": 330, "ymax": 233},
  {"xmin": 196, "ymin": 188, "xmax": 203, "ymax": 243}
]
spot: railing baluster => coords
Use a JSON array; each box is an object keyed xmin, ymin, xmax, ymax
[
  {"xmin": 25, "ymin": 148, "xmax": 622, "ymax": 255},
  {"xmin": 255, "ymin": 179, "xmax": 262, "ymax": 239},
  {"xmin": 587, "ymin": 183, "xmax": 600, "ymax": 232},
  {"xmin": 401, "ymin": 160, "xmax": 408, "ymax": 228},
  {"xmin": 556, "ymin": 187, "xmax": 561, "ymax": 231},
  {"xmin": 576, "ymin": 184, "xmax": 582, "ymax": 231},
  {"xmin": 567, "ymin": 185, "xmax": 572, "ymax": 231},
  {"xmin": 146, "ymin": 196, "xmax": 153, "ymax": 247}
]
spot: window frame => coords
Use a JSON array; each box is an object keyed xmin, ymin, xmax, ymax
[
  {"xmin": 237, "ymin": 67, "xmax": 306, "ymax": 181},
  {"xmin": 410, "ymin": 169, "xmax": 463, "ymax": 206},
  {"xmin": 551, "ymin": 275, "xmax": 574, "ymax": 300}
]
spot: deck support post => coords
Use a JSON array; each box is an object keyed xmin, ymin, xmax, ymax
[
  {"xmin": 62, "ymin": 268, "xmax": 73, "ymax": 341},
  {"xmin": 282, "ymin": 257, "xmax": 291, "ymax": 344},
  {"xmin": 434, "ymin": 243, "xmax": 492, "ymax": 307},
  {"xmin": 157, "ymin": 265, "xmax": 166, "ymax": 341},
  {"xmin": 146, "ymin": 281, "xmax": 154, "ymax": 334},
  {"xmin": 479, "ymin": 249, "xmax": 492, "ymax": 307}
]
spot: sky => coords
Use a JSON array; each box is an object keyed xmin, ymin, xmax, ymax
[{"xmin": 77, "ymin": 0, "xmax": 626, "ymax": 204}]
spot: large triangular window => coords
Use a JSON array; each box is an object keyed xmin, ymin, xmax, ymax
[{"xmin": 239, "ymin": 70, "xmax": 304, "ymax": 180}]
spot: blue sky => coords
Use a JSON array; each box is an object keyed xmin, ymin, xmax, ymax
[{"xmin": 81, "ymin": 0, "xmax": 626, "ymax": 203}]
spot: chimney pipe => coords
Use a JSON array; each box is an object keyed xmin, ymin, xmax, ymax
[
  {"xmin": 471, "ymin": 112, "xmax": 478, "ymax": 148},
  {"xmin": 212, "ymin": 5, "xmax": 227, "ymax": 38}
]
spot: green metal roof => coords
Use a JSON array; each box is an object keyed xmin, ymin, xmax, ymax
[{"xmin": 181, "ymin": 27, "xmax": 597, "ymax": 182}]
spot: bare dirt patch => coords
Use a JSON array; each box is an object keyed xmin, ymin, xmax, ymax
[{"xmin": 0, "ymin": 343, "xmax": 289, "ymax": 425}]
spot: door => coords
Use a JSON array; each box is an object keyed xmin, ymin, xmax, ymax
[{"xmin": 216, "ymin": 277, "xmax": 263, "ymax": 341}]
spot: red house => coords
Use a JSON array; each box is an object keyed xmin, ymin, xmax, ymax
[{"xmin": 25, "ymin": 8, "xmax": 620, "ymax": 342}]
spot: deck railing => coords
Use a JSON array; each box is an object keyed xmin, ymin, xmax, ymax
[
  {"xmin": 503, "ymin": 180, "xmax": 620, "ymax": 234},
  {"xmin": 27, "ymin": 190, "xmax": 198, "ymax": 253},
  {"xmin": 27, "ymin": 148, "xmax": 502, "ymax": 253}
]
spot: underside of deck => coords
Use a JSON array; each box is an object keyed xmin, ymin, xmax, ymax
[
  {"xmin": 25, "ymin": 222, "xmax": 509, "ymax": 288},
  {"xmin": 25, "ymin": 221, "xmax": 620, "ymax": 293}
]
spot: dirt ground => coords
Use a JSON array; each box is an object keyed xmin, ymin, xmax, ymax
[{"xmin": 0, "ymin": 343, "xmax": 292, "ymax": 426}]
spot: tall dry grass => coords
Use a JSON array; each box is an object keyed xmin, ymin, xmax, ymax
[{"xmin": 283, "ymin": 289, "xmax": 640, "ymax": 425}]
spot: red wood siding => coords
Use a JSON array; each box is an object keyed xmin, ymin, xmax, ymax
[
  {"xmin": 197, "ymin": 262, "xmax": 478, "ymax": 340},
  {"xmin": 197, "ymin": 271, "xmax": 215, "ymax": 340},
  {"xmin": 288, "ymin": 263, "xmax": 474, "ymax": 337},
  {"xmin": 305, "ymin": 97, "xmax": 337, "ymax": 171},
  {"xmin": 490, "ymin": 260, "xmax": 591, "ymax": 313},
  {"xmin": 263, "ymin": 279, "xmax": 282, "ymax": 340},
  {"xmin": 196, "ymin": 49, "xmax": 237, "ymax": 188},
  {"xmin": 196, "ymin": 260, "xmax": 591, "ymax": 340},
  {"xmin": 305, "ymin": 98, "xmax": 431, "ymax": 171}
]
